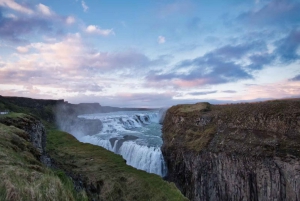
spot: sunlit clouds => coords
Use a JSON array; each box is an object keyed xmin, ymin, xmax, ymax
[{"xmin": 0, "ymin": 0, "xmax": 299, "ymax": 107}]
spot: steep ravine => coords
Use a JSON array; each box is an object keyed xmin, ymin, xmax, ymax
[{"xmin": 162, "ymin": 100, "xmax": 300, "ymax": 201}]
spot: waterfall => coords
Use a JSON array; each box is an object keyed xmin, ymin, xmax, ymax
[
  {"xmin": 118, "ymin": 141, "xmax": 167, "ymax": 176},
  {"xmin": 78, "ymin": 110, "xmax": 167, "ymax": 177}
]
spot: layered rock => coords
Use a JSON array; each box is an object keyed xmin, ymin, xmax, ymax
[{"xmin": 162, "ymin": 100, "xmax": 300, "ymax": 201}]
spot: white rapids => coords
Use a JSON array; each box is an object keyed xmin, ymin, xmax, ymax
[{"xmin": 78, "ymin": 110, "xmax": 167, "ymax": 177}]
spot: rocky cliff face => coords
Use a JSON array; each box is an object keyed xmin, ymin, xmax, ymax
[
  {"xmin": 162, "ymin": 100, "xmax": 300, "ymax": 201},
  {"xmin": 0, "ymin": 114, "xmax": 46, "ymax": 157}
]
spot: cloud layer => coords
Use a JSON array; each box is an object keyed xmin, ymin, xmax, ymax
[{"xmin": 0, "ymin": 0, "xmax": 300, "ymax": 107}]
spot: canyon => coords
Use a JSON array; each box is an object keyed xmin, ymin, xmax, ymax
[{"xmin": 2, "ymin": 95, "xmax": 300, "ymax": 200}]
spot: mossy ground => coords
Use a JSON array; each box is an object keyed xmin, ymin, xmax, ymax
[
  {"xmin": 47, "ymin": 129, "xmax": 188, "ymax": 201},
  {"xmin": 0, "ymin": 122, "xmax": 87, "ymax": 201}
]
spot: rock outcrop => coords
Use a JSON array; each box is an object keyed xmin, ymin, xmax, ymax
[
  {"xmin": 0, "ymin": 114, "xmax": 46, "ymax": 157},
  {"xmin": 162, "ymin": 100, "xmax": 300, "ymax": 201}
]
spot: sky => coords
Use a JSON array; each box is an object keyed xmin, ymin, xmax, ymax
[{"xmin": 0, "ymin": 0, "xmax": 300, "ymax": 107}]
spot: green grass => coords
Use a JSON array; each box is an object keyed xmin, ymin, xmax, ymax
[
  {"xmin": 0, "ymin": 121, "xmax": 88, "ymax": 201},
  {"xmin": 174, "ymin": 102, "xmax": 211, "ymax": 113},
  {"xmin": 0, "ymin": 97, "xmax": 56, "ymax": 124},
  {"xmin": 0, "ymin": 112, "xmax": 26, "ymax": 118},
  {"xmin": 47, "ymin": 129, "xmax": 188, "ymax": 201}
]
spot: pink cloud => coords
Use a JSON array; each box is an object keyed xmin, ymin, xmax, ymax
[
  {"xmin": 0, "ymin": 34, "xmax": 165, "ymax": 100},
  {"xmin": 172, "ymin": 78, "xmax": 210, "ymax": 88},
  {"xmin": 0, "ymin": 0, "xmax": 33, "ymax": 14},
  {"xmin": 221, "ymin": 80, "xmax": 300, "ymax": 101}
]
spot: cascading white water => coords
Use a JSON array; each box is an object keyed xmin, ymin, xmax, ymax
[
  {"xmin": 78, "ymin": 110, "xmax": 167, "ymax": 177},
  {"xmin": 118, "ymin": 141, "xmax": 167, "ymax": 176}
]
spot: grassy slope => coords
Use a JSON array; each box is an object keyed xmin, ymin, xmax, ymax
[
  {"xmin": 47, "ymin": 129, "xmax": 188, "ymax": 201},
  {"xmin": 0, "ymin": 114, "xmax": 87, "ymax": 201},
  {"xmin": 0, "ymin": 97, "xmax": 187, "ymax": 201}
]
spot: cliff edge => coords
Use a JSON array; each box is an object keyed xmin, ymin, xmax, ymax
[
  {"xmin": 0, "ymin": 113, "xmax": 87, "ymax": 200},
  {"xmin": 162, "ymin": 100, "xmax": 300, "ymax": 201}
]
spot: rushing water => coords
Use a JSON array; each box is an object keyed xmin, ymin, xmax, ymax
[{"xmin": 77, "ymin": 110, "xmax": 167, "ymax": 177}]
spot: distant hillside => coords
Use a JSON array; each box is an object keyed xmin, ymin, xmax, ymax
[{"xmin": 0, "ymin": 95, "xmax": 155, "ymax": 123}]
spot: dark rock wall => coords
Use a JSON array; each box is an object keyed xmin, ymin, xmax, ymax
[
  {"xmin": 164, "ymin": 151, "xmax": 300, "ymax": 201},
  {"xmin": 0, "ymin": 115, "xmax": 46, "ymax": 156},
  {"xmin": 162, "ymin": 100, "xmax": 300, "ymax": 201}
]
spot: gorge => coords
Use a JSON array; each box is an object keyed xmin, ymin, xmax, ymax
[{"xmin": 1, "ymin": 95, "xmax": 300, "ymax": 201}]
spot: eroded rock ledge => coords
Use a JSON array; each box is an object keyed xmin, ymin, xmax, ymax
[{"xmin": 162, "ymin": 100, "xmax": 300, "ymax": 201}]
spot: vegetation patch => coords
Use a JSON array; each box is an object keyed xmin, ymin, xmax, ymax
[
  {"xmin": 46, "ymin": 129, "xmax": 188, "ymax": 201},
  {"xmin": 0, "ymin": 122, "xmax": 87, "ymax": 201},
  {"xmin": 171, "ymin": 102, "xmax": 211, "ymax": 114},
  {"xmin": 186, "ymin": 125, "xmax": 217, "ymax": 152}
]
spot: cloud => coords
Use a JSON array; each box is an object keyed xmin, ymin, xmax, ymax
[
  {"xmin": 148, "ymin": 28, "xmax": 300, "ymax": 89},
  {"xmin": 66, "ymin": 92, "xmax": 180, "ymax": 108},
  {"xmin": 275, "ymin": 29, "xmax": 300, "ymax": 62},
  {"xmin": 222, "ymin": 90, "xmax": 237, "ymax": 93},
  {"xmin": 213, "ymin": 41, "xmax": 267, "ymax": 59},
  {"xmin": 188, "ymin": 90, "xmax": 217, "ymax": 96},
  {"xmin": 158, "ymin": 36, "xmax": 166, "ymax": 44},
  {"xmin": 0, "ymin": 2, "xmax": 78, "ymax": 43},
  {"xmin": 0, "ymin": 0, "xmax": 33, "ymax": 14},
  {"xmin": 16, "ymin": 46, "xmax": 29, "ymax": 53},
  {"xmin": 0, "ymin": 9, "xmax": 52, "ymax": 42},
  {"xmin": 66, "ymin": 16, "xmax": 75, "ymax": 24},
  {"xmin": 238, "ymin": 0, "xmax": 300, "ymax": 27},
  {"xmin": 65, "ymin": 83, "xmax": 103, "ymax": 93},
  {"xmin": 290, "ymin": 74, "xmax": 300, "ymax": 81},
  {"xmin": 36, "ymin": 3, "xmax": 53, "ymax": 16},
  {"xmin": 0, "ymin": 34, "xmax": 167, "ymax": 94},
  {"xmin": 85, "ymin": 25, "xmax": 115, "ymax": 36},
  {"xmin": 226, "ymin": 80, "xmax": 300, "ymax": 101},
  {"xmin": 81, "ymin": 0, "xmax": 88, "ymax": 12},
  {"xmin": 147, "ymin": 50, "xmax": 253, "ymax": 88},
  {"xmin": 247, "ymin": 53, "xmax": 274, "ymax": 70},
  {"xmin": 145, "ymin": 33, "xmax": 298, "ymax": 89}
]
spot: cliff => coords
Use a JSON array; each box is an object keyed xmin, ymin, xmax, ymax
[
  {"xmin": 162, "ymin": 100, "xmax": 300, "ymax": 201},
  {"xmin": 0, "ymin": 113, "xmax": 87, "ymax": 200},
  {"xmin": 0, "ymin": 113, "xmax": 46, "ymax": 157},
  {"xmin": 0, "ymin": 95, "xmax": 65, "ymax": 123}
]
